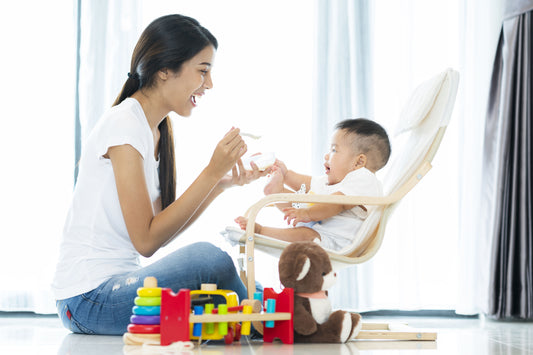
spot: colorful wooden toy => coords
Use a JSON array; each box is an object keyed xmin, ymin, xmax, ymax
[
  {"xmin": 265, "ymin": 298, "xmax": 276, "ymax": 328},
  {"xmin": 132, "ymin": 305, "xmax": 160, "ymax": 316},
  {"xmin": 124, "ymin": 277, "xmax": 163, "ymax": 341},
  {"xmin": 217, "ymin": 304, "xmax": 229, "ymax": 336},
  {"xmin": 127, "ymin": 324, "xmax": 161, "ymax": 334},
  {"xmin": 137, "ymin": 287, "xmax": 162, "ymax": 298},
  {"xmin": 192, "ymin": 306, "xmax": 203, "ymax": 337},
  {"xmin": 123, "ymin": 332, "xmax": 160, "ymax": 346},
  {"xmin": 253, "ymin": 291, "xmax": 263, "ymax": 308},
  {"xmin": 124, "ymin": 277, "xmax": 295, "ymax": 347},
  {"xmin": 134, "ymin": 296, "xmax": 161, "ymax": 307},
  {"xmin": 130, "ymin": 315, "xmax": 160, "ymax": 325},
  {"xmin": 241, "ymin": 305, "xmax": 252, "ymax": 335},
  {"xmin": 204, "ymin": 303, "xmax": 215, "ymax": 334}
]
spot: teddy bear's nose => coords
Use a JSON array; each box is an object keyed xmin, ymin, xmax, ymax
[{"xmin": 334, "ymin": 272, "xmax": 337, "ymax": 277}]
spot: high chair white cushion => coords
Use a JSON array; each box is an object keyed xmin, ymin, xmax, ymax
[{"xmin": 395, "ymin": 71, "xmax": 447, "ymax": 136}]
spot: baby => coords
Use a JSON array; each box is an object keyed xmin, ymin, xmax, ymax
[{"xmin": 235, "ymin": 118, "xmax": 391, "ymax": 251}]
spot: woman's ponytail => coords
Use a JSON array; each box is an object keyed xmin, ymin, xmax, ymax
[{"xmin": 113, "ymin": 73, "xmax": 141, "ymax": 107}]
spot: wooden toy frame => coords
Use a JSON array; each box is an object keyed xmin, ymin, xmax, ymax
[{"xmin": 159, "ymin": 286, "xmax": 295, "ymax": 345}]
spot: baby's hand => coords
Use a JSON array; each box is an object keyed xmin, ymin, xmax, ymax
[
  {"xmin": 282, "ymin": 207, "xmax": 312, "ymax": 227},
  {"xmin": 234, "ymin": 216, "xmax": 262, "ymax": 233}
]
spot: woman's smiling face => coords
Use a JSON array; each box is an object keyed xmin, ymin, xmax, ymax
[{"xmin": 162, "ymin": 45, "xmax": 215, "ymax": 117}]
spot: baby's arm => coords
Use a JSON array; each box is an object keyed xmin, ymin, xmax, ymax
[
  {"xmin": 283, "ymin": 170, "xmax": 312, "ymax": 193},
  {"xmin": 282, "ymin": 192, "xmax": 356, "ymax": 226},
  {"xmin": 269, "ymin": 159, "xmax": 312, "ymax": 193}
]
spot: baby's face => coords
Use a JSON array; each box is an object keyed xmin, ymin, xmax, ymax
[{"xmin": 323, "ymin": 130, "xmax": 360, "ymax": 185}]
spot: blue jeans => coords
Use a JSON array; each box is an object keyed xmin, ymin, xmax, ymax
[{"xmin": 56, "ymin": 242, "xmax": 250, "ymax": 335}]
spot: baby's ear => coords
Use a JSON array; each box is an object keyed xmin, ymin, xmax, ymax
[{"xmin": 353, "ymin": 154, "xmax": 367, "ymax": 169}]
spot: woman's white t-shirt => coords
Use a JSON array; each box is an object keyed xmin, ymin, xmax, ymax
[{"xmin": 52, "ymin": 98, "xmax": 160, "ymax": 300}]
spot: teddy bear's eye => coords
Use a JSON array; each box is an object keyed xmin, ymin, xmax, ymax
[{"xmin": 322, "ymin": 272, "xmax": 326, "ymax": 276}]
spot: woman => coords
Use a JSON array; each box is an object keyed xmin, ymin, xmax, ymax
[{"xmin": 52, "ymin": 14, "xmax": 268, "ymax": 335}]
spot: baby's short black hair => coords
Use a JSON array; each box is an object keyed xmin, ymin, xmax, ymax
[{"xmin": 335, "ymin": 118, "xmax": 391, "ymax": 171}]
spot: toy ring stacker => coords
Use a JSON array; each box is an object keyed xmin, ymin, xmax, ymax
[
  {"xmin": 123, "ymin": 332, "xmax": 160, "ymax": 346},
  {"xmin": 130, "ymin": 315, "xmax": 161, "ymax": 325},
  {"xmin": 137, "ymin": 287, "xmax": 162, "ymax": 298},
  {"xmin": 134, "ymin": 296, "xmax": 161, "ymax": 307},
  {"xmin": 127, "ymin": 323, "xmax": 161, "ymax": 334},
  {"xmin": 132, "ymin": 305, "xmax": 160, "ymax": 316}
]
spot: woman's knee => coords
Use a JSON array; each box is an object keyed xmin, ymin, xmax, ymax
[
  {"xmin": 189, "ymin": 242, "xmax": 236, "ymax": 277},
  {"xmin": 151, "ymin": 242, "xmax": 238, "ymax": 290},
  {"xmin": 190, "ymin": 242, "xmax": 232, "ymax": 265}
]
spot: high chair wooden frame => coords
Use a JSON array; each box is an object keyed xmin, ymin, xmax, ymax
[{"xmin": 234, "ymin": 69, "xmax": 459, "ymax": 342}]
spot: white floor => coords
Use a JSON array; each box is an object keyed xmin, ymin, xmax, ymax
[{"xmin": 1, "ymin": 314, "xmax": 533, "ymax": 355}]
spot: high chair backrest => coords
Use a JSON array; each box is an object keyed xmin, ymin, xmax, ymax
[{"xmin": 328, "ymin": 68, "xmax": 459, "ymax": 267}]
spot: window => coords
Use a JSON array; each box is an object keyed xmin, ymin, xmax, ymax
[{"xmin": 0, "ymin": 1, "xmax": 76, "ymax": 312}]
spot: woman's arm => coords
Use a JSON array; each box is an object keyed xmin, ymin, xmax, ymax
[
  {"xmin": 163, "ymin": 160, "xmax": 269, "ymax": 246},
  {"xmin": 108, "ymin": 128, "xmax": 249, "ymax": 257}
]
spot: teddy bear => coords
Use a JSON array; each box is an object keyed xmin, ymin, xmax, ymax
[{"xmin": 278, "ymin": 241, "xmax": 362, "ymax": 343}]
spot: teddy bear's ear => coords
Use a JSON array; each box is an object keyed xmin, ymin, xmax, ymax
[
  {"xmin": 296, "ymin": 257, "xmax": 311, "ymax": 281},
  {"xmin": 279, "ymin": 251, "xmax": 312, "ymax": 288}
]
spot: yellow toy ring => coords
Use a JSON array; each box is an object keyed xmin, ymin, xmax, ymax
[
  {"xmin": 137, "ymin": 287, "xmax": 162, "ymax": 297},
  {"xmin": 134, "ymin": 296, "xmax": 161, "ymax": 307}
]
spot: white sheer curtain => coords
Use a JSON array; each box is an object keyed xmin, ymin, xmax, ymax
[
  {"xmin": 0, "ymin": 2, "xmax": 76, "ymax": 313},
  {"xmin": 78, "ymin": 0, "xmax": 142, "ymax": 147},
  {"xmin": 456, "ymin": 0, "xmax": 504, "ymax": 315},
  {"xmin": 313, "ymin": 0, "xmax": 373, "ymax": 166},
  {"xmin": 1, "ymin": 0, "xmax": 503, "ymax": 315},
  {"xmin": 325, "ymin": 0, "xmax": 504, "ymax": 314}
]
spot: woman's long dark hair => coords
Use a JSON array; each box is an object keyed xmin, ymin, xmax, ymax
[{"xmin": 113, "ymin": 15, "xmax": 218, "ymax": 209}]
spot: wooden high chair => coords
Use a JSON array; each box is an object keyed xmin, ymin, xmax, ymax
[{"xmin": 224, "ymin": 68, "xmax": 459, "ymax": 341}]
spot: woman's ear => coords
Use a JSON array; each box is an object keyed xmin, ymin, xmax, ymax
[
  {"xmin": 353, "ymin": 154, "xmax": 367, "ymax": 169},
  {"xmin": 157, "ymin": 68, "xmax": 169, "ymax": 81}
]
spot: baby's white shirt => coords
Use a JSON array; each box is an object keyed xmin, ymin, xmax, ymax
[{"xmin": 309, "ymin": 168, "xmax": 383, "ymax": 251}]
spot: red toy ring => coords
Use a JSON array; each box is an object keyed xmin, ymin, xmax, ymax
[{"xmin": 127, "ymin": 323, "xmax": 161, "ymax": 334}]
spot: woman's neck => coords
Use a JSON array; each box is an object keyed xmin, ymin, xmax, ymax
[{"xmin": 131, "ymin": 90, "xmax": 169, "ymax": 131}]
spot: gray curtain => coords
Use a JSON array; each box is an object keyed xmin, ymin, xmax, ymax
[{"xmin": 485, "ymin": 0, "xmax": 533, "ymax": 320}]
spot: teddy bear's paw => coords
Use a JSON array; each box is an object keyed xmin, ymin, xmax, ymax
[
  {"xmin": 349, "ymin": 313, "xmax": 363, "ymax": 340},
  {"xmin": 339, "ymin": 312, "xmax": 354, "ymax": 343}
]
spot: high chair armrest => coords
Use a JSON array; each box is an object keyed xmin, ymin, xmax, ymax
[{"xmin": 243, "ymin": 161, "xmax": 432, "ymax": 233}]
